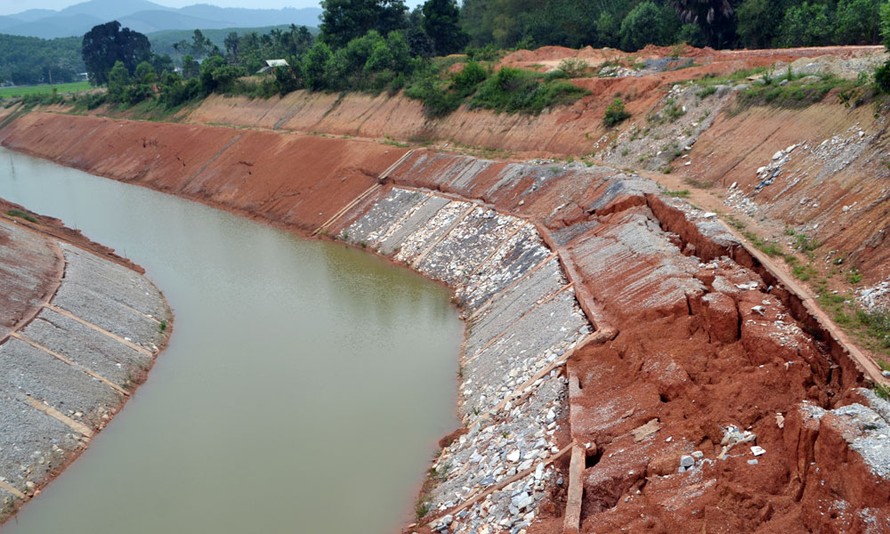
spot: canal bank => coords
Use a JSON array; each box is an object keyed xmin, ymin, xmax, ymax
[
  {"xmin": 2, "ymin": 112, "xmax": 889, "ymax": 532},
  {"xmin": 0, "ymin": 201, "xmax": 170, "ymax": 521},
  {"xmin": 0, "ymin": 149, "xmax": 464, "ymax": 534}
]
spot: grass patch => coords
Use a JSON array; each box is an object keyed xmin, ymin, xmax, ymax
[
  {"xmin": 0, "ymin": 81, "xmax": 91, "ymax": 99},
  {"xmin": 649, "ymin": 97, "xmax": 685, "ymax": 124},
  {"xmin": 382, "ymin": 136, "xmax": 409, "ymax": 148},
  {"xmin": 471, "ymin": 67, "xmax": 589, "ymax": 114},
  {"xmin": 158, "ymin": 319, "xmax": 168, "ymax": 333},
  {"xmin": 791, "ymin": 262, "xmax": 817, "ymax": 281},
  {"xmin": 726, "ymin": 215, "xmax": 746, "ymax": 230},
  {"xmin": 696, "ymin": 85, "xmax": 718, "ymax": 99},
  {"xmin": 6, "ymin": 209, "xmax": 37, "ymax": 223},
  {"xmin": 814, "ymin": 278, "xmax": 890, "ymax": 357},
  {"xmin": 664, "ymin": 189, "xmax": 691, "ymax": 198},
  {"xmin": 875, "ymin": 383, "xmax": 890, "ymax": 400},
  {"xmin": 742, "ymin": 231, "xmax": 784, "ymax": 257},
  {"xmin": 735, "ymin": 72, "xmax": 860, "ymax": 111},
  {"xmin": 858, "ymin": 309, "xmax": 890, "ymax": 350},
  {"xmin": 407, "ymin": 63, "xmax": 589, "ymax": 118},
  {"xmin": 557, "ymin": 58, "xmax": 590, "ymax": 78},
  {"xmin": 695, "ymin": 67, "xmax": 767, "ymax": 88}
]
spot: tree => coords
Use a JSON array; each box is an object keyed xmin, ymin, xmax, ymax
[
  {"xmin": 319, "ymin": 0, "xmax": 408, "ymax": 48},
  {"xmin": 199, "ymin": 55, "xmax": 246, "ymax": 94},
  {"xmin": 835, "ymin": 0, "xmax": 881, "ymax": 45},
  {"xmin": 106, "ymin": 60, "xmax": 130, "ymax": 103},
  {"xmin": 736, "ymin": 0, "xmax": 787, "ymax": 49},
  {"xmin": 777, "ymin": 2, "xmax": 832, "ymax": 47},
  {"xmin": 302, "ymin": 41, "xmax": 334, "ymax": 90},
  {"xmin": 518, "ymin": 0, "xmax": 598, "ymax": 49},
  {"xmin": 82, "ymin": 21, "xmax": 151, "ymax": 85},
  {"xmin": 670, "ymin": 0, "xmax": 738, "ymax": 48},
  {"xmin": 882, "ymin": 0, "xmax": 890, "ymax": 49},
  {"xmin": 0, "ymin": 35, "xmax": 85, "ymax": 86},
  {"xmin": 224, "ymin": 32, "xmax": 240, "ymax": 63},
  {"xmin": 422, "ymin": 0, "xmax": 469, "ymax": 55},
  {"xmin": 876, "ymin": 1, "xmax": 890, "ymax": 92},
  {"xmin": 405, "ymin": 8, "xmax": 435, "ymax": 57},
  {"xmin": 619, "ymin": 1, "xmax": 681, "ymax": 51}
]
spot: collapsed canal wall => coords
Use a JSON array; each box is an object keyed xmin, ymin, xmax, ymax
[
  {"xmin": 0, "ymin": 215, "xmax": 170, "ymax": 521},
  {"xmin": 339, "ymin": 187, "xmax": 592, "ymax": 531},
  {"xmin": 1, "ymin": 112, "xmax": 889, "ymax": 532}
]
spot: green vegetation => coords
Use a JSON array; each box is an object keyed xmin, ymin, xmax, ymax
[
  {"xmin": 664, "ymin": 189, "xmax": 691, "ymax": 197},
  {"xmin": 736, "ymin": 72, "xmax": 862, "ymax": 110},
  {"xmin": 415, "ymin": 500, "xmax": 430, "ymax": 520},
  {"xmin": 813, "ymin": 277, "xmax": 890, "ymax": 357},
  {"xmin": 461, "ymin": 0, "xmax": 886, "ymax": 52},
  {"xmin": 619, "ymin": 1, "xmax": 681, "ymax": 51},
  {"xmin": 5, "ymin": 209, "xmax": 37, "ymax": 223},
  {"xmin": 0, "ymin": 82, "xmax": 90, "ymax": 99},
  {"xmin": 558, "ymin": 58, "xmax": 589, "ymax": 78},
  {"xmin": 0, "ymin": 34, "xmax": 85, "ymax": 86},
  {"xmin": 875, "ymin": 383, "xmax": 890, "ymax": 400},
  {"xmin": 406, "ymin": 60, "xmax": 587, "ymax": 117},
  {"xmin": 742, "ymin": 231, "xmax": 785, "ymax": 257},
  {"xmin": 791, "ymin": 262, "xmax": 817, "ymax": 281},
  {"xmin": 859, "ymin": 309, "xmax": 890, "ymax": 350},
  {"xmin": 603, "ymin": 98, "xmax": 631, "ymax": 127},
  {"xmin": 648, "ymin": 97, "xmax": 685, "ymax": 124},
  {"xmin": 470, "ymin": 67, "xmax": 588, "ymax": 114},
  {"xmin": 82, "ymin": 21, "xmax": 153, "ymax": 86},
  {"xmin": 10, "ymin": 0, "xmax": 888, "ymax": 117}
]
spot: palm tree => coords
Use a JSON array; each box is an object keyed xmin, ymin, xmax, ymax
[{"xmin": 670, "ymin": 0, "xmax": 737, "ymax": 48}]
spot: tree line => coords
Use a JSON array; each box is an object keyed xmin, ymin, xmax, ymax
[
  {"xmin": 0, "ymin": 34, "xmax": 85, "ymax": 86},
  {"xmin": 462, "ymin": 0, "xmax": 887, "ymax": 51},
  {"xmin": 66, "ymin": 0, "xmax": 890, "ymax": 114}
]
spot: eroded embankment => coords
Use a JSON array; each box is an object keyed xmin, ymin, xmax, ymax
[
  {"xmin": 1, "ymin": 113, "xmax": 889, "ymax": 533},
  {"xmin": 183, "ymin": 45, "xmax": 890, "ymax": 287},
  {"xmin": 0, "ymin": 209, "xmax": 170, "ymax": 523}
]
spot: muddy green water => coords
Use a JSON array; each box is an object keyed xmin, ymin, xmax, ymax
[{"xmin": 0, "ymin": 148, "xmax": 462, "ymax": 533}]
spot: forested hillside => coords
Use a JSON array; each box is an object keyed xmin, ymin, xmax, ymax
[
  {"xmin": 461, "ymin": 0, "xmax": 886, "ymax": 50},
  {"xmin": 0, "ymin": 35, "xmax": 84, "ymax": 85}
]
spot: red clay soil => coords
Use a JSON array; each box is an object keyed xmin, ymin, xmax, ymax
[
  {"xmin": 2, "ymin": 43, "xmax": 889, "ymax": 531},
  {"xmin": 679, "ymin": 103, "xmax": 890, "ymax": 285},
  {"xmin": 0, "ymin": 113, "xmax": 407, "ymax": 233},
  {"xmin": 0, "ymin": 213, "xmax": 61, "ymax": 343},
  {"xmin": 0, "ymin": 196, "xmax": 146, "ymax": 341},
  {"xmin": 381, "ymin": 148, "xmax": 889, "ymax": 530},
  {"xmin": 183, "ymin": 45, "xmax": 888, "ymax": 284}
]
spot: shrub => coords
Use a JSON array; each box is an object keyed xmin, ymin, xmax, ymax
[
  {"xmin": 603, "ymin": 97, "xmax": 631, "ymax": 127},
  {"xmin": 557, "ymin": 58, "xmax": 588, "ymax": 78},
  {"xmin": 451, "ymin": 61, "xmax": 487, "ymax": 94},
  {"xmin": 875, "ymin": 60, "xmax": 890, "ymax": 93},
  {"xmin": 6, "ymin": 209, "xmax": 37, "ymax": 223},
  {"xmin": 471, "ymin": 67, "xmax": 587, "ymax": 114}
]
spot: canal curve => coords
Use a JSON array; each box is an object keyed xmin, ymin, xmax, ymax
[{"xmin": 0, "ymin": 148, "xmax": 462, "ymax": 534}]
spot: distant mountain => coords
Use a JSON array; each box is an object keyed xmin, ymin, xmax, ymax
[
  {"xmin": 8, "ymin": 9, "xmax": 58, "ymax": 22},
  {"xmin": 0, "ymin": 0, "xmax": 321, "ymax": 39},
  {"xmin": 59, "ymin": 0, "xmax": 174, "ymax": 20}
]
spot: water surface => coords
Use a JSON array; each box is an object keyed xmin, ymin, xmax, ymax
[{"xmin": 0, "ymin": 148, "xmax": 462, "ymax": 533}]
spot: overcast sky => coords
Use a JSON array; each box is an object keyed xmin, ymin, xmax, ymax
[{"xmin": 0, "ymin": 0, "xmax": 327, "ymax": 16}]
